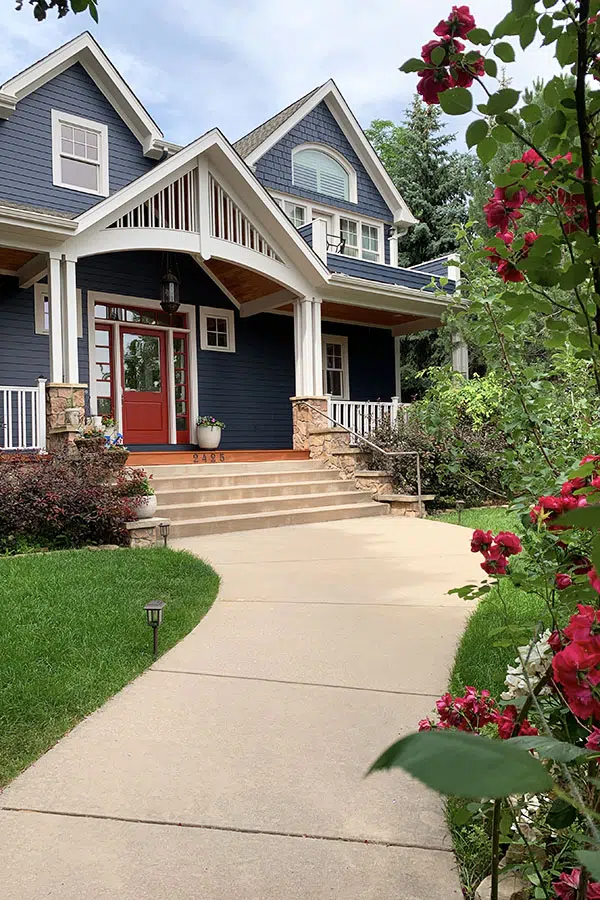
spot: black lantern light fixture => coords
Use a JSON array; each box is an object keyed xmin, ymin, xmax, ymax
[
  {"xmin": 159, "ymin": 521, "xmax": 170, "ymax": 548},
  {"xmin": 144, "ymin": 599, "xmax": 166, "ymax": 657},
  {"xmin": 160, "ymin": 253, "xmax": 181, "ymax": 315}
]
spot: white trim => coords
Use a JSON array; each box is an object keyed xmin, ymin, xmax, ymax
[
  {"xmin": 326, "ymin": 273, "xmax": 452, "ymax": 318},
  {"xmin": 47, "ymin": 256, "xmax": 63, "ymax": 383},
  {"xmin": 190, "ymin": 253, "xmax": 240, "ymax": 311},
  {"xmin": 1, "ymin": 33, "xmax": 166, "ymax": 156},
  {"xmin": 243, "ymin": 80, "xmax": 417, "ymax": 227},
  {"xmin": 18, "ymin": 253, "xmax": 48, "ymax": 289},
  {"xmin": 392, "ymin": 316, "xmax": 442, "ymax": 337},
  {"xmin": 291, "ymin": 143, "xmax": 357, "ymax": 204},
  {"xmin": 394, "ymin": 335, "xmax": 402, "ymax": 400},
  {"xmin": 199, "ymin": 305, "xmax": 236, "ymax": 353},
  {"xmin": 239, "ymin": 289, "xmax": 294, "ymax": 318},
  {"xmin": 166, "ymin": 328, "xmax": 177, "ymax": 444},
  {"xmin": 34, "ymin": 282, "xmax": 82, "ymax": 337},
  {"xmin": 88, "ymin": 291, "xmax": 198, "ymax": 442},
  {"xmin": 62, "ymin": 258, "xmax": 79, "ymax": 382},
  {"xmin": 51, "ymin": 109, "xmax": 109, "ymax": 197},
  {"xmin": 322, "ymin": 333, "xmax": 349, "ymax": 400}
]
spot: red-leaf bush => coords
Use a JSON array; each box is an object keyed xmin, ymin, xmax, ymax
[{"xmin": 0, "ymin": 452, "xmax": 134, "ymax": 552}]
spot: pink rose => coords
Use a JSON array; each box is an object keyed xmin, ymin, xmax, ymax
[{"xmin": 555, "ymin": 573, "xmax": 573, "ymax": 591}]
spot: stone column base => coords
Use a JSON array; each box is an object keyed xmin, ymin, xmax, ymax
[
  {"xmin": 290, "ymin": 396, "xmax": 329, "ymax": 450},
  {"xmin": 47, "ymin": 424, "xmax": 81, "ymax": 453},
  {"xmin": 354, "ymin": 470, "xmax": 393, "ymax": 497},
  {"xmin": 125, "ymin": 517, "xmax": 171, "ymax": 548},
  {"xmin": 46, "ymin": 383, "xmax": 87, "ymax": 431}
]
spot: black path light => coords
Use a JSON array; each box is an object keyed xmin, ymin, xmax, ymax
[
  {"xmin": 456, "ymin": 499, "xmax": 465, "ymax": 525},
  {"xmin": 159, "ymin": 521, "xmax": 170, "ymax": 547},
  {"xmin": 144, "ymin": 599, "xmax": 166, "ymax": 657}
]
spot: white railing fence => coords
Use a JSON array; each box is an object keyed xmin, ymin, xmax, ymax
[
  {"xmin": 328, "ymin": 397, "xmax": 409, "ymax": 442},
  {"xmin": 0, "ymin": 379, "xmax": 46, "ymax": 451},
  {"xmin": 110, "ymin": 170, "xmax": 198, "ymax": 232},
  {"xmin": 209, "ymin": 174, "xmax": 282, "ymax": 260}
]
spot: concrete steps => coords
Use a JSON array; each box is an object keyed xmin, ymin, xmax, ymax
[{"xmin": 148, "ymin": 460, "xmax": 389, "ymax": 536}]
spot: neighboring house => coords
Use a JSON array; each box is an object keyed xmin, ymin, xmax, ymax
[{"xmin": 0, "ymin": 32, "xmax": 464, "ymax": 453}]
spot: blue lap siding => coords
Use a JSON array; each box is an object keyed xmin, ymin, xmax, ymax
[
  {"xmin": 321, "ymin": 319, "xmax": 395, "ymax": 401},
  {"xmin": 0, "ymin": 63, "xmax": 155, "ymax": 215}
]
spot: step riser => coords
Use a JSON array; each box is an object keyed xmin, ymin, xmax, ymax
[
  {"xmin": 170, "ymin": 504, "xmax": 389, "ymax": 537},
  {"xmin": 149, "ymin": 470, "xmax": 338, "ymax": 491},
  {"xmin": 156, "ymin": 480, "xmax": 351, "ymax": 504},
  {"xmin": 158, "ymin": 492, "xmax": 366, "ymax": 520},
  {"xmin": 144, "ymin": 460, "xmax": 325, "ymax": 478}
]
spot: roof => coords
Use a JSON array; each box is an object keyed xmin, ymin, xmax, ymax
[
  {"xmin": 234, "ymin": 85, "xmax": 323, "ymax": 159},
  {"xmin": 0, "ymin": 33, "xmax": 171, "ymax": 159},
  {"xmin": 0, "ymin": 198, "xmax": 75, "ymax": 219},
  {"xmin": 237, "ymin": 80, "xmax": 417, "ymax": 229}
]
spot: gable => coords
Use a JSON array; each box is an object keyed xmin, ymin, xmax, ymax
[
  {"xmin": 253, "ymin": 101, "xmax": 394, "ymax": 222},
  {"xmin": 0, "ymin": 63, "xmax": 155, "ymax": 216}
]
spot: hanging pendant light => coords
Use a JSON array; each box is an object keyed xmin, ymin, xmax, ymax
[{"xmin": 160, "ymin": 253, "xmax": 181, "ymax": 314}]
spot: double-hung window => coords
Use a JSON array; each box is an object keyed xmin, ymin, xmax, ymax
[
  {"xmin": 322, "ymin": 335, "xmax": 349, "ymax": 399},
  {"xmin": 361, "ymin": 224, "xmax": 379, "ymax": 262},
  {"xmin": 52, "ymin": 110, "xmax": 109, "ymax": 196},
  {"xmin": 339, "ymin": 218, "xmax": 359, "ymax": 258},
  {"xmin": 284, "ymin": 202, "xmax": 307, "ymax": 229}
]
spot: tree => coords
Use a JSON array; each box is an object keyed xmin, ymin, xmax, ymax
[
  {"xmin": 366, "ymin": 98, "xmax": 477, "ymax": 267},
  {"xmin": 15, "ymin": 0, "xmax": 98, "ymax": 22}
]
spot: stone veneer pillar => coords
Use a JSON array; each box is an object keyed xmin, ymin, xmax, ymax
[
  {"xmin": 46, "ymin": 382, "xmax": 87, "ymax": 451},
  {"xmin": 290, "ymin": 396, "xmax": 329, "ymax": 450}
]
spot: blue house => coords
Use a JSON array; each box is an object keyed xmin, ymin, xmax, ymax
[{"xmin": 0, "ymin": 33, "xmax": 463, "ymax": 454}]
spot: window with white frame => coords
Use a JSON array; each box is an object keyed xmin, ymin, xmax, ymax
[
  {"xmin": 339, "ymin": 218, "xmax": 359, "ymax": 258},
  {"xmin": 284, "ymin": 201, "xmax": 306, "ymax": 229},
  {"xmin": 51, "ymin": 110, "xmax": 109, "ymax": 196},
  {"xmin": 322, "ymin": 335, "xmax": 349, "ymax": 399},
  {"xmin": 361, "ymin": 224, "xmax": 379, "ymax": 262},
  {"xmin": 199, "ymin": 306, "xmax": 236, "ymax": 352},
  {"xmin": 293, "ymin": 148, "xmax": 350, "ymax": 201},
  {"xmin": 34, "ymin": 284, "xmax": 83, "ymax": 337}
]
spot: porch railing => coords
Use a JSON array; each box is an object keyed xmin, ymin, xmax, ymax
[
  {"xmin": 328, "ymin": 398, "xmax": 409, "ymax": 442},
  {"xmin": 0, "ymin": 379, "xmax": 46, "ymax": 451}
]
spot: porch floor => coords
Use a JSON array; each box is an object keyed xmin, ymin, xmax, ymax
[{"xmin": 127, "ymin": 449, "xmax": 310, "ymax": 466}]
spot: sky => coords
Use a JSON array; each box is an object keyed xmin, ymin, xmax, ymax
[{"xmin": 0, "ymin": 0, "xmax": 559, "ymax": 148}]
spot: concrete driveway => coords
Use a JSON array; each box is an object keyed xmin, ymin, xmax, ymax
[{"xmin": 0, "ymin": 516, "xmax": 480, "ymax": 899}]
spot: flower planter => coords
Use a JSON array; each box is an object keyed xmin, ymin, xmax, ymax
[
  {"xmin": 74, "ymin": 436, "xmax": 106, "ymax": 455},
  {"xmin": 197, "ymin": 425, "xmax": 222, "ymax": 449},
  {"xmin": 129, "ymin": 494, "xmax": 157, "ymax": 520}
]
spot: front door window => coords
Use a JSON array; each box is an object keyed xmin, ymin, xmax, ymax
[
  {"xmin": 123, "ymin": 333, "xmax": 161, "ymax": 393},
  {"xmin": 121, "ymin": 328, "xmax": 169, "ymax": 444},
  {"xmin": 323, "ymin": 336, "xmax": 348, "ymax": 399}
]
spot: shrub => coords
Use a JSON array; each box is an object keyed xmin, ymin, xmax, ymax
[
  {"xmin": 369, "ymin": 415, "xmax": 508, "ymax": 507},
  {"xmin": 0, "ymin": 452, "xmax": 133, "ymax": 552}
]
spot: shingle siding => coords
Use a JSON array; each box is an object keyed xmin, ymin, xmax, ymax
[
  {"xmin": 327, "ymin": 253, "xmax": 455, "ymax": 293},
  {"xmin": 254, "ymin": 101, "xmax": 393, "ymax": 223},
  {"xmin": 0, "ymin": 63, "xmax": 155, "ymax": 215},
  {"xmin": 410, "ymin": 257, "xmax": 451, "ymax": 277}
]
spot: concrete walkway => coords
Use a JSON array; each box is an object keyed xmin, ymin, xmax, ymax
[{"xmin": 0, "ymin": 516, "xmax": 480, "ymax": 899}]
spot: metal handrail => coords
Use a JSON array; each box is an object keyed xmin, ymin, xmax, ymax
[{"xmin": 300, "ymin": 400, "xmax": 423, "ymax": 517}]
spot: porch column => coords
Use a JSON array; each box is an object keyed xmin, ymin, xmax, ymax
[
  {"xmin": 62, "ymin": 257, "xmax": 79, "ymax": 384},
  {"xmin": 48, "ymin": 254, "xmax": 63, "ymax": 383},
  {"xmin": 452, "ymin": 332, "xmax": 469, "ymax": 379},
  {"xmin": 394, "ymin": 334, "xmax": 402, "ymax": 401},
  {"xmin": 311, "ymin": 297, "xmax": 323, "ymax": 396}
]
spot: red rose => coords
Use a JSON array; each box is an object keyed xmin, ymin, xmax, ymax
[
  {"xmin": 481, "ymin": 544, "xmax": 509, "ymax": 576},
  {"xmin": 416, "ymin": 67, "xmax": 451, "ymax": 104},
  {"xmin": 433, "ymin": 5, "xmax": 476, "ymax": 39},
  {"xmin": 495, "ymin": 531, "xmax": 522, "ymax": 557},
  {"xmin": 586, "ymin": 727, "xmax": 600, "ymax": 751},
  {"xmin": 470, "ymin": 529, "xmax": 493, "ymax": 553},
  {"xmin": 589, "ymin": 568, "xmax": 600, "ymax": 594},
  {"xmin": 483, "ymin": 186, "xmax": 525, "ymax": 231},
  {"xmin": 548, "ymin": 630, "xmax": 564, "ymax": 653},
  {"xmin": 493, "ymin": 705, "xmax": 538, "ymax": 740},
  {"xmin": 564, "ymin": 604, "xmax": 600, "ymax": 642},
  {"xmin": 560, "ymin": 477, "xmax": 587, "ymax": 496},
  {"xmin": 553, "ymin": 869, "xmax": 600, "ymax": 900},
  {"xmin": 555, "ymin": 573, "xmax": 573, "ymax": 591}
]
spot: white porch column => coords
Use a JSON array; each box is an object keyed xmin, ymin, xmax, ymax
[
  {"xmin": 312, "ymin": 218, "xmax": 328, "ymax": 264},
  {"xmin": 452, "ymin": 332, "xmax": 469, "ymax": 380},
  {"xmin": 62, "ymin": 257, "xmax": 79, "ymax": 384},
  {"xmin": 394, "ymin": 334, "xmax": 402, "ymax": 401},
  {"xmin": 47, "ymin": 254, "xmax": 63, "ymax": 383},
  {"xmin": 293, "ymin": 298, "xmax": 305, "ymax": 396},
  {"xmin": 311, "ymin": 297, "xmax": 323, "ymax": 395},
  {"xmin": 299, "ymin": 297, "xmax": 315, "ymax": 395}
]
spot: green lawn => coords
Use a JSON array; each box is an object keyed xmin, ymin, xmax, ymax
[
  {"xmin": 434, "ymin": 507, "xmax": 547, "ymax": 697},
  {"xmin": 0, "ymin": 548, "xmax": 219, "ymax": 787}
]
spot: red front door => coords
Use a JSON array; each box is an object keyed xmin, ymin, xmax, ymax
[{"xmin": 121, "ymin": 328, "xmax": 169, "ymax": 444}]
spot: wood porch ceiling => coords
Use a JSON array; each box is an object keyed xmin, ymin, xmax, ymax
[
  {"xmin": 0, "ymin": 247, "xmax": 36, "ymax": 273},
  {"xmin": 280, "ymin": 301, "xmax": 432, "ymax": 329},
  {"xmin": 204, "ymin": 258, "xmax": 286, "ymax": 304}
]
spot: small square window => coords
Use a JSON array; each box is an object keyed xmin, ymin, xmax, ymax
[
  {"xmin": 200, "ymin": 306, "xmax": 236, "ymax": 353},
  {"xmin": 52, "ymin": 110, "xmax": 109, "ymax": 196}
]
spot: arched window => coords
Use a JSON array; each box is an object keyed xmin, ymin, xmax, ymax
[{"xmin": 292, "ymin": 148, "xmax": 350, "ymax": 201}]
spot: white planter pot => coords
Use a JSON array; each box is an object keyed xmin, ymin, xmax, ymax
[
  {"xmin": 197, "ymin": 425, "xmax": 222, "ymax": 449},
  {"xmin": 91, "ymin": 415, "xmax": 103, "ymax": 429},
  {"xmin": 65, "ymin": 407, "xmax": 80, "ymax": 426},
  {"xmin": 130, "ymin": 494, "xmax": 157, "ymax": 520},
  {"xmin": 104, "ymin": 425, "xmax": 118, "ymax": 440}
]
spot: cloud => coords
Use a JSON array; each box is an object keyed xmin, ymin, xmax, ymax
[{"xmin": 0, "ymin": 0, "xmax": 559, "ymax": 148}]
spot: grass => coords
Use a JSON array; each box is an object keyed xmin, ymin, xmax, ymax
[
  {"xmin": 0, "ymin": 547, "xmax": 219, "ymax": 787},
  {"xmin": 435, "ymin": 506, "xmax": 548, "ymax": 898},
  {"xmin": 434, "ymin": 506, "xmax": 548, "ymax": 697}
]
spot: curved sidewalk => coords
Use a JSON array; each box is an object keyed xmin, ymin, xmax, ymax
[{"xmin": 0, "ymin": 516, "xmax": 480, "ymax": 899}]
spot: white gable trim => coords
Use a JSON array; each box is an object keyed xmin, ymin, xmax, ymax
[
  {"xmin": 243, "ymin": 80, "xmax": 417, "ymax": 229},
  {"xmin": 0, "ymin": 33, "xmax": 172, "ymax": 159}
]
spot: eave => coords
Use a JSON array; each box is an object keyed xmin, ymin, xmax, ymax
[{"xmin": 325, "ymin": 272, "xmax": 453, "ymax": 319}]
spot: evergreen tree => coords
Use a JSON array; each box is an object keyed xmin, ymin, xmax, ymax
[{"xmin": 366, "ymin": 97, "xmax": 477, "ymax": 267}]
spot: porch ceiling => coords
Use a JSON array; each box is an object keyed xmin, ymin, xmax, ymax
[
  {"xmin": 0, "ymin": 247, "xmax": 36, "ymax": 274},
  {"xmin": 204, "ymin": 257, "xmax": 293, "ymax": 304}
]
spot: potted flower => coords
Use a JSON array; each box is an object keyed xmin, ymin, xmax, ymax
[
  {"xmin": 118, "ymin": 468, "xmax": 157, "ymax": 519},
  {"xmin": 102, "ymin": 415, "xmax": 118, "ymax": 440},
  {"xmin": 197, "ymin": 415, "xmax": 225, "ymax": 449},
  {"xmin": 74, "ymin": 421, "xmax": 106, "ymax": 454}
]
